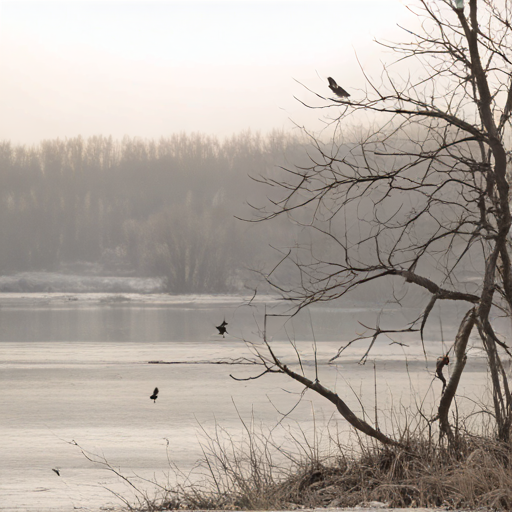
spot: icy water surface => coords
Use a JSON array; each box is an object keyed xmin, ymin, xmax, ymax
[{"xmin": 0, "ymin": 293, "xmax": 491, "ymax": 512}]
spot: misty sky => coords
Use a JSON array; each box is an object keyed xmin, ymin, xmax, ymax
[{"xmin": 1, "ymin": 0, "xmax": 414, "ymax": 144}]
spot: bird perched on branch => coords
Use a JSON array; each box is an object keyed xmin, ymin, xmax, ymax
[
  {"xmin": 436, "ymin": 355, "xmax": 450, "ymax": 393},
  {"xmin": 150, "ymin": 387, "xmax": 159, "ymax": 403},
  {"xmin": 328, "ymin": 77, "xmax": 350, "ymax": 98},
  {"xmin": 216, "ymin": 320, "xmax": 228, "ymax": 337}
]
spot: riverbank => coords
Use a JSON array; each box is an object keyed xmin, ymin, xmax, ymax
[
  {"xmin": 0, "ymin": 508, "xmax": 462, "ymax": 512},
  {"xmin": 136, "ymin": 431, "xmax": 511, "ymax": 512}
]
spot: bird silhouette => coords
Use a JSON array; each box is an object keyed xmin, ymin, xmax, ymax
[
  {"xmin": 327, "ymin": 77, "xmax": 350, "ymax": 98},
  {"xmin": 150, "ymin": 387, "xmax": 159, "ymax": 403},
  {"xmin": 52, "ymin": 468, "xmax": 60, "ymax": 476},
  {"xmin": 216, "ymin": 320, "xmax": 228, "ymax": 337}
]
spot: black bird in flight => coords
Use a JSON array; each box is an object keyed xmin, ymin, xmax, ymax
[
  {"xmin": 52, "ymin": 468, "xmax": 60, "ymax": 476},
  {"xmin": 150, "ymin": 387, "xmax": 159, "ymax": 403},
  {"xmin": 216, "ymin": 320, "xmax": 228, "ymax": 337},
  {"xmin": 327, "ymin": 77, "xmax": 350, "ymax": 98}
]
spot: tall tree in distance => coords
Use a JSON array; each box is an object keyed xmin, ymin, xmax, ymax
[{"xmin": 250, "ymin": 0, "xmax": 512, "ymax": 443}]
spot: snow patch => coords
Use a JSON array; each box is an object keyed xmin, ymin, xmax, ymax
[{"xmin": 0, "ymin": 272, "xmax": 165, "ymax": 294}]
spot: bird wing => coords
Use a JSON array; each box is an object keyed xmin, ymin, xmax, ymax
[
  {"xmin": 327, "ymin": 77, "xmax": 337, "ymax": 88},
  {"xmin": 336, "ymin": 86, "xmax": 350, "ymax": 97},
  {"xmin": 153, "ymin": 387, "xmax": 159, "ymax": 395}
]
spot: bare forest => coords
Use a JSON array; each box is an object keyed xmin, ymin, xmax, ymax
[{"xmin": 0, "ymin": 132, "xmax": 312, "ymax": 293}]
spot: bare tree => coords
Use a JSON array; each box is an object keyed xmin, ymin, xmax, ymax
[
  {"xmin": 247, "ymin": 0, "xmax": 512, "ymax": 444},
  {"xmin": 127, "ymin": 202, "xmax": 242, "ymax": 293}
]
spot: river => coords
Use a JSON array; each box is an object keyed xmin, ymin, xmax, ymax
[{"xmin": 0, "ymin": 293, "xmax": 492, "ymax": 511}]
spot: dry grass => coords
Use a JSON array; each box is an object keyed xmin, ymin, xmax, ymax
[
  {"xmin": 127, "ymin": 421, "xmax": 512, "ymax": 511},
  {"xmin": 82, "ymin": 413, "xmax": 512, "ymax": 511},
  {"xmin": 278, "ymin": 436, "xmax": 512, "ymax": 510}
]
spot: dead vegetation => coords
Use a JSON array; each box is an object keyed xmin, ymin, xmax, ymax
[
  {"xmin": 159, "ymin": 436, "xmax": 512, "ymax": 511},
  {"xmin": 84, "ymin": 414, "xmax": 512, "ymax": 512},
  {"xmin": 281, "ymin": 436, "xmax": 512, "ymax": 510}
]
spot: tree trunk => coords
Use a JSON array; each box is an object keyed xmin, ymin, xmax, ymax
[{"xmin": 438, "ymin": 308, "xmax": 476, "ymax": 442}]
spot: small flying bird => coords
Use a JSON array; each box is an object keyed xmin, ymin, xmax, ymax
[
  {"xmin": 327, "ymin": 77, "xmax": 350, "ymax": 98},
  {"xmin": 150, "ymin": 387, "xmax": 159, "ymax": 403},
  {"xmin": 216, "ymin": 320, "xmax": 228, "ymax": 337},
  {"xmin": 52, "ymin": 468, "xmax": 60, "ymax": 476}
]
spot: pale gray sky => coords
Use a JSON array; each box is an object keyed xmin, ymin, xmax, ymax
[{"xmin": 0, "ymin": 0, "xmax": 414, "ymax": 144}]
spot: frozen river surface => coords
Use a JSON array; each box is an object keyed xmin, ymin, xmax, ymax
[{"xmin": 0, "ymin": 293, "xmax": 491, "ymax": 511}]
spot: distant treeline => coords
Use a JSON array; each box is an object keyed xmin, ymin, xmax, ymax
[{"xmin": 0, "ymin": 132, "xmax": 309, "ymax": 293}]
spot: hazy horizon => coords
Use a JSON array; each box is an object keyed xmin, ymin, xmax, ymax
[{"xmin": 1, "ymin": 0, "xmax": 414, "ymax": 145}]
